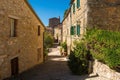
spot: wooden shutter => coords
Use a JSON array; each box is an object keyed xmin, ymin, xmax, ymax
[
  {"xmin": 77, "ymin": 25, "xmax": 80, "ymax": 35},
  {"xmin": 77, "ymin": 0, "xmax": 80, "ymax": 8},
  {"xmin": 71, "ymin": 26, "xmax": 74, "ymax": 35},
  {"xmin": 73, "ymin": 3, "xmax": 75, "ymax": 13}
]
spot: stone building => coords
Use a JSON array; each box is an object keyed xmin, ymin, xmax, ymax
[
  {"xmin": 49, "ymin": 17, "xmax": 60, "ymax": 35},
  {"xmin": 62, "ymin": 0, "xmax": 120, "ymax": 54},
  {"xmin": 45, "ymin": 27, "xmax": 53, "ymax": 35},
  {"xmin": 70, "ymin": 0, "xmax": 120, "ymax": 33},
  {"xmin": 62, "ymin": 0, "xmax": 87, "ymax": 54},
  {"xmin": 62, "ymin": 9, "xmax": 71, "ymax": 54},
  {"xmin": 70, "ymin": 0, "xmax": 87, "ymax": 38},
  {"xmin": 54, "ymin": 23, "xmax": 62, "ymax": 43},
  {"xmin": 87, "ymin": 0, "xmax": 120, "ymax": 31},
  {"xmin": 49, "ymin": 17, "xmax": 60, "ymax": 28},
  {"xmin": 0, "ymin": 0, "xmax": 45, "ymax": 79}
]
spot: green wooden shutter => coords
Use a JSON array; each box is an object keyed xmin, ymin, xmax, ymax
[
  {"xmin": 77, "ymin": 25, "xmax": 80, "ymax": 35},
  {"xmin": 77, "ymin": 0, "xmax": 80, "ymax": 8},
  {"xmin": 73, "ymin": 3, "xmax": 75, "ymax": 13},
  {"xmin": 70, "ymin": 26, "xmax": 72, "ymax": 35},
  {"xmin": 71, "ymin": 26, "xmax": 74, "ymax": 35}
]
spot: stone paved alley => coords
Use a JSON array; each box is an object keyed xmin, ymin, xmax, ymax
[
  {"xmin": 7, "ymin": 45, "xmax": 109, "ymax": 80},
  {"xmin": 19, "ymin": 47, "xmax": 88, "ymax": 80}
]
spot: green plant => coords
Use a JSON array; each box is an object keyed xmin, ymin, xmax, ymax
[
  {"xmin": 44, "ymin": 32, "xmax": 54, "ymax": 57},
  {"xmin": 43, "ymin": 48, "xmax": 49, "ymax": 58},
  {"xmin": 44, "ymin": 32, "xmax": 54, "ymax": 48},
  {"xmin": 63, "ymin": 9, "xmax": 68, "ymax": 18},
  {"xmin": 86, "ymin": 28, "xmax": 120, "ymax": 70},
  {"xmin": 68, "ymin": 42, "xmax": 89, "ymax": 75},
  {"xmin": 60, "ymin": 42, "xmax": 67, "ymax": 52}
]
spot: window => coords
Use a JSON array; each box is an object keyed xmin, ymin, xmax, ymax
[
  {"xmin": 37, "ymin": 48, "xmax": 41, "ymax": 61},
  {"xmin": 10, "ymin": 18, "xmax": 17, "ymax": 37},
  {"xmin": 77, "ymin": 25, "xmax": 80, "ymax": 35},
  {"xmin": 38, "ymin": 26, "xmax": 40, "ymax": 36},
  {"xmin": 77, "ymin": 0, "xmax": 80, "ymax": 8},
  {"xmin": 73, "ymin": 3, "xmax": 75, "ymax": 13}
]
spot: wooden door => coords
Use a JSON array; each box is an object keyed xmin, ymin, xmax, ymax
[{"xmin": 11, "ymin": 57, "xmax": 19, "ymax": 76}]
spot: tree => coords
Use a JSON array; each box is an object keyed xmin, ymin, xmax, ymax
[
  {"xmin": 63, "ymin": 9, "xmax": 68, "ymax": 18},
  {"xmin": 44, "ymin": 32, "xmax": 54, "ymax": 57}
]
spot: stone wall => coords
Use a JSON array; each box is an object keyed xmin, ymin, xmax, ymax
[
  {"xmin": 62, "ymin": 16, "xmax": 68, "ymax": 42},
  {"xmin": 93, "ymin": 60, "xmax": 120, "ymax": 80},
  {"xmin": 49, "ymin": 17, "xmax": 60, "ymax": 28},
  {"xmin": 87, "ymin": 0, "xmax": 120, "ymax": 31},
  {"xmin": 54, "ymin": 27, "xmax": 62, "ymax": 43},
  {"xmin": 0, "ymin": 0, "xmax": 44, "ymax": 79}
]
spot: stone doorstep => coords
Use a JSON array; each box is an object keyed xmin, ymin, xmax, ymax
[
  {"xmin": 85, "ymin": 73, "xmax": 110, "ymax": 80},
  {"xmin": 89, "ymin": 73, "xmax": 98, "ymax": 77},
  {"xmin": 49, "ymin": 78, "xmax": 62, "ymax": 80}
]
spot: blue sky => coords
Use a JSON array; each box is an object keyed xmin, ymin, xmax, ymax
[{"xmin": 28, "ymin": 0, "xmax": 70, "ymax": 26}]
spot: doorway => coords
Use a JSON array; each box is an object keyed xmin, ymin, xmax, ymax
[{"xmin": 11, "ymin": 57, "xmax": 19, "ymax": 76}]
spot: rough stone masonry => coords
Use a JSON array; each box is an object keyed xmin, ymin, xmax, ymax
[{"xmin": 0, "ymin": 0, "xmax": 45, "ymax": 79}]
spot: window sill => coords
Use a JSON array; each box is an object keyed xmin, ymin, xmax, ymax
[
  {"xmin": 72, "ymin": 35, "xmax": 80, "ymax": 38},
  {"xmin": 10, "ymin": 36, "xmax": 17, "ymax": 38},
  {"xmin": 77, "ymin": 7, "xmax": 81, "ymax": 11},
  {"xmin": 73, "ymin": 12, "xmax": 75, "ymax": 14}
]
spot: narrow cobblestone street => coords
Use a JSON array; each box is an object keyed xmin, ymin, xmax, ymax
[
  {"xmin": 15, "ymin": 45, "xmax": 89, "ymax": 80},
  {"xmin": 6, "ymin": 44, "xmax": 109, "ymax": 80},
  {"xmin": 1, "ymin": 0, "xmax": 120, "ymax": 80}
]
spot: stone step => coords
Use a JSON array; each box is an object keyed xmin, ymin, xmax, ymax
[
  {"xmin": 85, "ymin": 73, "xmax": 110, "ymax": 80},
  {"xmin": 85, "ymin": 76, "xmax": 110, "ymax": 80}
]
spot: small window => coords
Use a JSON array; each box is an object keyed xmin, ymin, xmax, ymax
[
  {"xmin": 38, "ymin": 26, "xmax": 40, "ymax": 36},
  {"xmin": 77, "ymin": 0, "xmax": 80, "ymax": 8},
  {"xmin": 10, "ymin": 18, "xmax": 17, "ymax": 37}
]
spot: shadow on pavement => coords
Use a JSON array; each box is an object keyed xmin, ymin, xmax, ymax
[{"xmin": 4, "ymin": 45, "xmax": 99, "ymax": 80}]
